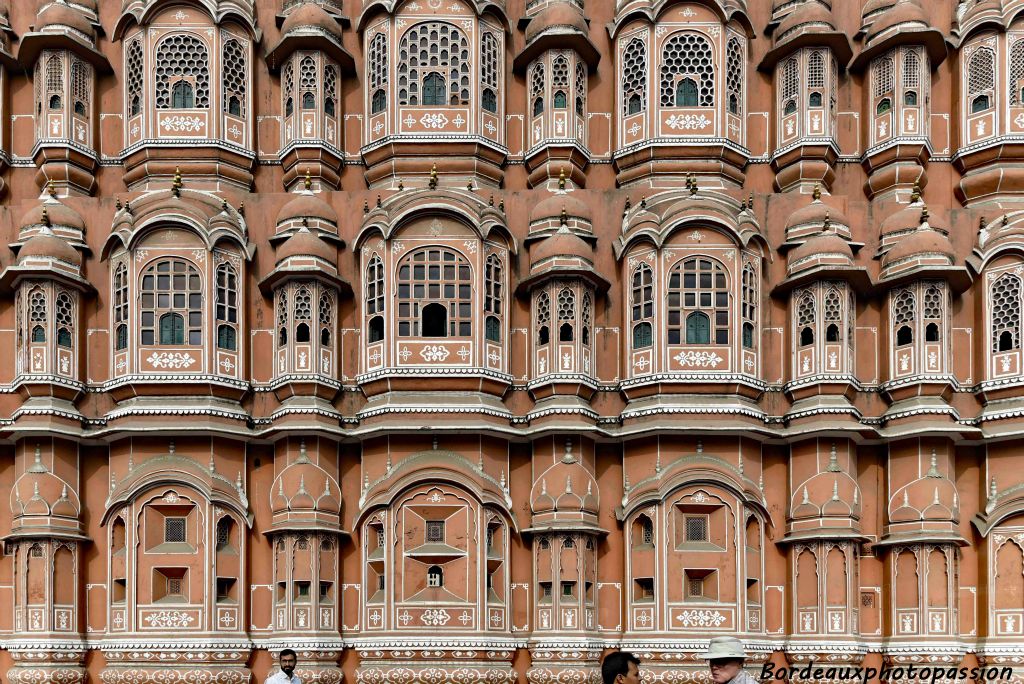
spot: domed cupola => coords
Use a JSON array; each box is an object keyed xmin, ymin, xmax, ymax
[
  {"xmin": 780, "ymin": 219, "xmax": 870, "ymax": 293},
  {"xmin": 856, "ymin": 0, "xmax": 899, "ymax": 37},
  {"xmin": 529, "ymin": 438, "xmax": 601, "ymax": 532},
  {"xmin": 786, "ymin": 443, "xmax": 864, "ymax": 542},
  {"xmin": 0, "ymin": 192, "xmax": 92, "ymax": 295},
  {"xmin": 10, "ymin": 445, "xmax": 84, "ymax": 538},
  {"xmin": 880, "ymin": 206, "xmax": 969, "ymax": 290},
  {"xmin": 762, "ymin": 1, "xmax": 851, "ymax": 70},
  {"xmin": 269, "ymin": 440, "xmax": 342, "ymax": 532},
  {"xmin": 16, "ymin": 183, "xmax": 87, "ymax": 249},
  {"xmin": 259, "ymin": 222, "xmax": 347, "ymax": 297},
  {"xmin": 876, "ymin": 185, "xmax": 952, "ymax": 257},
  {"xmin": 528, "ymin": 183, "xmax": 593, "ymax": 238},
  {"xmin": 782, "ymin": 183, "xmax": 854, "ymax": 249},
  {"xmin": 272, "ymin": 173, "xmax": 342, "ymax": 245}
]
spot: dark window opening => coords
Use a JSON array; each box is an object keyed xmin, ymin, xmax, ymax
[
  {"xmin": 972, "ymin": 94, "xmax": 990, "ymax": 113},
  {"xmin": 486, "ymin": 315, "xmax": 501, "ymax": 342},
  {"xmin": 171, "ymin": 81, "xmax": 194, "ymax": 109},
  {"xmin": 369, "ymin": 315, "xmax": 384, "ymax": 343},
  {"xmin": 372, "ymin": 89, "xmax": 386, "ymax": 114},
  {"xmin": 809, "ymin": 91, "xmax": 822, "ymax": 107},
  {"xmin": 554, "ymin": 90, "xmax": 567, "ymax": 109},
  {"xmin": 633, "ymin": 322, "xmax": 652, "ymax": 349},
  {"xmin": 685, "ymin": 311, "xmax": 711, "ymax": 345},
  {"xmin": 676, "ymin": 78, "xmax": 698, "ymax": 107},
  {"xmin": 877, "ymin": 97, "xmax": 892, "ymax": 115},
  {"xmin": 57, "ymin": 328, "xmax": 72, "ymax": 348},
  {"xmin": 227, "ymin": 95, "xmax": 241, "ymax": 116},
  {"xmin": 826, "ymin": 323, "xmax": 840, "ymax": 342},
  {"xmin": 31, "ymin": 325, "xmax": 45, "ymax": 343},
  {"xmin": 926, "ymin": 322, "xmax": 939, "ymax": 342},
  {"xmin": 49, "ymin": 94, "xmax": 62, "ymax": 110},
  {"xmin": 217, "ymin": 324, "xmax": 236, "ymax": 351},
  {"xmin": 627, "ymin": 93, "xmax": 642, "ymax": 115},
  {"xmin": 296, "ymin": 322, "xmax": 310, "ymax": 343},
  {"xmin": 159, "ymin": 313, "xmax": 185, "ymax": 345},
  {"xmin": 904, "ymin": 90, "xmax": 918, "ymax": 106},
  {"xmin": 896, "ymin": 325, "xmax": 913, "ymax": 346},
  {"xmin": 423, "ymin": 72, "xmax": 445, "ymax": 106},
  {"xmin": 482, "ymin": 88, "xmax": 497, "ymax": 113},
  {"xmin": 539, "ymin": 325, "xmax": 550, "ymax": 345},
  {"xmin": 800, "ymin": 326, "xmax": 814, "ymax": 346},
  {"xmin": 559, "ymin": 322, "xmax": 574, "ymax": 342},
  {"xmin": 742, "ymin": 322, "xmax": 754, "ymax": 349},
  {"xmin": 533, "ymin": 97, "xmax": 544, "ymax": 117},
  {"xmin": 422, "ymin": 303, "xmax": 448, "ymax": 337},
  {"xmin": 302, "ymin": 91, "xmax": 315, "ymax": 109},
  {"xmin": 1000, "ymin": 330, "xmax": 1015, "ymax": 352}
]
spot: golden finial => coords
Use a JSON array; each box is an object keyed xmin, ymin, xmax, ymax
[
  {"xmin": 558, "ymin": 167, "xmax": 566, "ymax": 191},
  {"xmin": 623, "ymin": 197, "xmax": 631, "ymax": 215},
  {"xmin": 640, "ymin": 195, "xmax": 646, "ymax": 209},
  {"xmin": 115, "ymin": 197, "xmax": 122, "ymax": 211},
  {"xmin": 980, "ymin": 215, "xmax": 987, "ymax": 231},
  {"xmin": 363, "ymin": 199, "xmax": 369, "ymax": 214},
  {"xmin": 398, "ymin": 179, "xmax": 404, "ymax": 191},
  {"xmin": 467, "ymin": 180, "xmax": 474, "ymax": 192},
  {"xmin": 560, "ymin": 205, "xmax": 568, "ymax": 226},
  {"xmin": 823, "ymin": 210, "xmax": 831, "ymax": 232},
  {"xmin": 498, "ymin": 198, "xmax": 505, "ymax": 212},
  {"xmin": 41, "ymin": 206, "xmax": 50, "ymax": 227},
  {"xmin": 740, "ymin": 197, "xmax": 747, "ymax": 212},
  {"xmin": 689, "ymin": 173, "xmax": 698, "ymax": 195},
  {"xmin": 429, "ymin": 163, "xmax": 438, "ymax": 190},
  {"xmin": 304, "ymin": 170, "xmax": 312, "ymax": 191},
  {"xmin": 47, "ymin": 179, "xmax": 57, "ymax": 198},
  {"xmin": 221, "ymin": 197, "xmax": 229, "ymax": 212},
  {"xmin": 376, "ymin": 194, "xmax": 382, "ymax": 208},
  {"xmin": 920, "ymin": 206, "xmax": 929, "ymax": 225},
  {"xmin": 489, "ymin": 194, "xmax": 494, "ymax": 207},
  {"xmin": 237, "ymin": 202, "xmax": 244, "ymax": 215},
  {"xmin": 911, "ymin": 181, "xmax": 921, "ymax": 203},
  {"xmin": 124, "ymin": 200, "xmax": 132, "ymax": 215},
  {"xmin": 171, "ymin": 166, "xmax": 182, "ymax": 197},
  {"xmin": 812, "ymin": 182, "xmax": 821, "ymax": 201},
  {"xmin": 1004, "ymin": 214, "xmax": 1010, "ymax": 226},
  {"xmin": 748, "ymin": 192, "xmax": 753, "ymax": 208}
]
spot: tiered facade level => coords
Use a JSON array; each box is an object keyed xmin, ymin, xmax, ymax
[{"xmin": 2, "ymin": 0, "xmax": 1024, "ymax": 684}]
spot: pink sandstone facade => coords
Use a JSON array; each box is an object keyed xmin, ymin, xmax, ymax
[{"xmin": 2, "ymin": 0, "xmax": 1024, "ymax": 683}]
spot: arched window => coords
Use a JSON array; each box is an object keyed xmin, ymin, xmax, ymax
[
  {"xmin": 893, "ymin": 289, "xmax": 916, "ymax": 346},
  {"xmin": 299, "ymin": 56, "xmax": 316, "ymax": 110},
  {"xmin": 741, "ymin": 263, "xmax": 757, "ymax": 350},
  {"xmin": 481, "ymin": 32, "xmax": 499, "ymax": 113},
  {"xmin": 824, "ymin": 287, "xmax": 842, "ymax": 343},
  {"xmin": 575, "ymin": 62, "xmax": 588, "ymax": 117},
  {"xmin": 903, "ymin": 48, "xmax": 921, "ymax": 107},
  {"xmin": 992, "ymin": 274, "xmax": 1022, "ymax": 353},
  {"xmin": 552, "ymin": 56, "xmax": 569, "ymax": 111},
  {"xmin": 295, "ymin": 286, "xmax": 312, "ymax": 343},
  {"xmin": 530, "ymin": 62, "xmax": 545, "ymax": 117},
  {"xmin": 216, "ymin": 262, "xmax": 238, "ymax": 351},
  {"xmin": 155, "ymin": 34, "xmax": 210, "ymax": 109},
  {"xmin": 781, "ymin": 56, "xmax": 799, "ymax": 116},
  {"xmin": 397, "ymin": 247, "xmax": 472, "ymax": 337},
  {"xmin": 140, "ymin": 258, "xmax": 202, "ymax": 346},
  {"xmin": 798, "ymin": 292, "xmax": 816, "ymax": 347},
  {"xmin": 967, "ymin": 47, "xmax": 995, "ymax": 113},
  {"xmin": 71, "ymin": 59, "xmax": 90, "ymax": 118},
  {"xmin": 622, "ymin": 38, "xmax": 647, "ymax": 115},
  {"xmin": 557, "ymin": 288, "xmax": 575, "ymax": 342},
  {"xmin": 398, "ymin": 22, "xmax": 470, "ymax": 106},
  {"xmin": 365, "ymin": 255, "xmax": 385, "ymax": 343},
  {"xmin": 277, "ymin": 291, "xmax": 289, "ymax": 346},
  {"xmin": 631, "ymin": 263, "xmax": 654, "ymax": 348},
  {"xmin": 283, "ymin": 61, "xmax": 294, "ymax": 117},
  {"xmin": 423, "ymin": 72, "xmax": 446, "ymax": 106},
  {"xmin": 126, "ymin": 40, "xmax": 144, "ymax": 117},
  {"xmin": 924, "ymin": 284, "xmax": 942, "ymax": 343},
  {"xmin": 726, "ymin": 37, "xmax": 743, "ymax": 115},
  {"xmin": 808, "ymin": 50, "xmax": 825, "ymax": 94},
  {"xmin": 172, "ymin": 81, "xmax": 195, "ymax": 109},
  {"xmin": 484, "ymin": 254, "xmax": 503, "ymax": 343},
  {"xmin": 427, "ymin": 565, "xmax": 443, "ymax": 587},
  {"xmin": 537, "ymin": 291, "xmax": 551, "ymax": 346},
  {"xmin": 667, "ymin": 258, "xmax": 729, "ymax": 345},
  {"xmin": 369, "ymin": 32, "xmax": 388, "ymax": 112},
  {"xmin": 325, "ymin": 63, "xmax": 338, "ymax": 116},
  {"xmin": 222, "ymin": 38, "xmax": 246, "ymax": 116},
  {"xmin": 582, "ymin": 293, "xmax": 592, "ymax": 347},
  {"xmin": 56, "ymin": 292, "xmax": 74, "ymax": 348},
  {"xmin": 46, "ymin": 54, "xmax": 63, "ymax": 113},
  {"xmin": 660, "ymin": 33, "xmax": 714, "ymax": 107},
  {"xmin": 319, "ymin": 291, "xmax": 334, "ymax": 348},
  {"xmin": 114, "ymin": 263, "xmax": 129, "ymax": 351},
  {"xmin": 1010, "ymin": 39, "xmax": 1024, "ymax": 106},
  {"xmin": 873, "ymin": 56, "xmax": 894, "ymax": 114},
  {"xmin": 29, "ymin": 289, "xmax": 47, "ymax": 343}
]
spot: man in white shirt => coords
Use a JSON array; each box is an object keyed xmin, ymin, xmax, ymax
[{"xmin": 265, "ymin": 649, "xmax": 300, "ymax": 684}]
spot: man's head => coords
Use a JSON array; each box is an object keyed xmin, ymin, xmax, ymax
[
  {"xmin": 279, "ymin": 649, "xmax": 297, "ymax": 677},
  {"xmin": 601, "ymin": 651, "xmax": 640, "ymax": 684},
  {"xmin": 698, "ymin": 637, "xmax": 746, "ymax": 684}
]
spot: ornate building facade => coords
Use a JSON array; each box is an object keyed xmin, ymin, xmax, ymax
[{"xmin": 0, "ymin": 0, "xmax": 1023, "ymax": 683}]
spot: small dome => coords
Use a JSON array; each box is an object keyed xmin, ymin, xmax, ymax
[
  {"xmin": 881, "ymin": 213, "xmax": 955, "ymax": 270},
  {"xmin": 530, "ymin": 228, "xmax": 592, "ymax": 266},
  {"xmin": 775, "ymin": 1, "xmax": 836, "ymax": 43},
  {"xmin": 277, "ymin": 190, "xmax": 339, "ymax": 227},
  {"xmin": 20, "ymin": 200, "xmax": 86, "ymax": 234},
  {"xmin": 531, "ymin": 462, "xmax": 599, "ymax": 517},
  {"xmin": 786, "ymin": 188, "xmax": 851, "ymax": 241},
  {"xmin": 280, "ymin": 2, "xmax": 344, "ymax": 42},
  {"xmin": 525, "ymin": 1, "xmax": 589, "ymax": 43},
  {"xmin": 11, "ymin": 451, "xmax": 81, "ymax": 520},
  {"xmin": 788, "ymin": 230, "xmax": 854, "ymax": 274},
  {"xmin": 866, "ymin": 0, "xmax": 930, "ymax": 44},
  {"xmin": 271, "ymin": 460, "xmax": 341, "ymax": 517},
  {"xmin": 36, "ymin": 2, "xmax": 95, "ymax": 37},
  {"xmin": 861, "ymin": 0, "xmax": 899, "ymax": 25},
  {"xmin": 530, "ymin": 193, "xmax": 592, "ymax": 225},
  {"xmin": 276, "ymin": 225, "xmax": 336, "ymax": 263},
  {"xmin": 19, "ymin": 230, "xmax": 83, "ymax": 267}
]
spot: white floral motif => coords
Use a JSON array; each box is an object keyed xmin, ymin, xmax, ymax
[
  {"xmin": 628, "ymin": 123, "xmax": 641, "ymax": 136},
  {"xmin": 664, "ymin": 114, "xmax": 712, "ymax": 131},
  {"xmin": 143, "ymin": 611, "xmax": 195, "ymax": 628},
  {"xmin": 420, "ymin": 113, "xmax": 449, "ymax": 128},
  {"xmin": 676, "ymin": 609, "xmax": 727, "ymax": 628},
  {"xmin": 147, "ymin": 352, "xmax": 196, "ymax": 369},
  {"xmin": 220, "ymin": 357, "xmax": 235, "ymax": 373},
  {"xmin": 674, "ymin": 350, "xmax": 723, "ymax": 368},
  {"xmin": 420, "ymin": 345, "xmax": 450, "ymax": 362},
  {"xmin": 160, "ymin": 116, "xmax": 204, "ymax": 133},
  {"xmin": 421, "ymin": 609, "xmax": 451, "ymax": 626},
  {"xmin": 453, "ymin": 114, "xmax": 465, "ymax": 127},
  {"xmin": 463, "ymin": 240, "xmax": 478, "ymax": 254}
]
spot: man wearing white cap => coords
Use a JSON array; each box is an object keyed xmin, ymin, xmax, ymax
[{"xmin": 698, "ymin": 636, "xmax": 757, "ymax": 684}]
